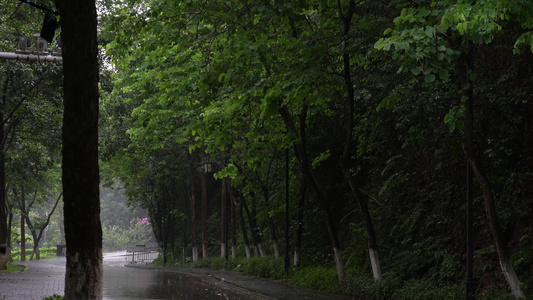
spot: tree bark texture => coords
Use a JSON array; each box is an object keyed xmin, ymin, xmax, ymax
[{"xmin": 55, "ymin": 0, "xmax": 103, "ymax": 298}]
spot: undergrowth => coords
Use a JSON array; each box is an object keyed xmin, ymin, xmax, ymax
[
  {"xmin": 154, "ymin": 255, "xmax": 520, "ymax": 299},
  {"xmin": 10, "ymin": 247, "xmax": 58, "ymax": 262}
]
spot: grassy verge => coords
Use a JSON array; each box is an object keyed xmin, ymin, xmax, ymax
[
  {"xmin": 10, "ymin": 247, "xmax": 58, "ymax": 262},
  {"xmin": 0, "ymin": 264, "xmax": 26, "ymax": 273}
]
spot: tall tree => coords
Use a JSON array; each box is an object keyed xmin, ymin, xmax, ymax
[
  {"xmin": 375, "ymin": 1, "xmax": 533, "ymax": 298},
  {"xmin": 54, "ymin": 0, "xmax": 102, "ymax": 298}
]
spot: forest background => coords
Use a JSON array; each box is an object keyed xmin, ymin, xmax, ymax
[{"xmin": 2, "ymin": 0, "xmax": 533, "ymax": 299}]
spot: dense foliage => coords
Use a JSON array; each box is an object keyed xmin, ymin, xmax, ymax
[
  {"xmin": 2, "ymin": 0, "xmax": 533, "ymax": 298},
  {"xmin": 98, "ymin": 0, "xmax": 533, "ymax": 298},
  {"xmin": 1, "ymin": 0, "xmax": 63, "ymax": 268}
]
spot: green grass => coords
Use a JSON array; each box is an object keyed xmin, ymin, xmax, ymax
[
  {"xmin": 10, "ymin": 247, "xmax": 58, "ymax": 261},
  {"xmin": 0, "ymin": 264, "xmax": 26, "ymax": 273}
]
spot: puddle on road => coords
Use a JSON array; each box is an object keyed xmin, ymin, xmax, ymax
[{"xmin": 102, "ymin": 255, "xmax": 259, "ymax": 300}]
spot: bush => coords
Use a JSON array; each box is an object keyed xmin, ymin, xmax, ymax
[
  {"xmin": 341, "ymin": 270, "xmax": 400, "ymax": 299},
  {"xmin": 477, "ymin": 288, "xmax": 515, "ymax": 300},
  {"xmin": 391, "ymin": 279, "xmax": 462, "ymax": 300},
  {"xmin": 240, "ymin": 257, "xmax": 286, "ymax": 280},
  {"xmin": 289, "ymin": 267, "xmax": 340, "ymax": 293}
]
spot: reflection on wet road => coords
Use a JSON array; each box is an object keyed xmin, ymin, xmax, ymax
[{"xmin": 103, "ymin": 253, "xmax": 259, "ymax": 300}]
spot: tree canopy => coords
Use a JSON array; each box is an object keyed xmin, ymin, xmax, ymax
[{"xmin": 2, "ymin": 0, "xmax": 533, "ymax": 298}]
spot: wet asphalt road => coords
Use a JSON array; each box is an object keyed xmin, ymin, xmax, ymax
[{"xmin": 0, "ymin": 252, "xmax": 351, "ymax": 300}]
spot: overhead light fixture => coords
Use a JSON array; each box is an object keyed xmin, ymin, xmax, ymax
[
  {"xmin": 16, "ymin": 36, "xmax": 31, "ymax": 54},
  {"xmin": 34, "ymin": 33, "xmax": 48, "ymax": 55}
]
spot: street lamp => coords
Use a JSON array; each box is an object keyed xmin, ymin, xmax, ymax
[
  {"xmin": 1, "ymin": 2, "xmax": 61, "ymax": 63},
  {"xmin": 204, "ymin": 162, "xmax": 212, "ymax": 173},
  {"xmin": 34, "ymin": 33, "xmax": 49, "ymax": 55},
  {"xmin": 16, "ymin": 37, "xmax": 31, "ymax": 54}
]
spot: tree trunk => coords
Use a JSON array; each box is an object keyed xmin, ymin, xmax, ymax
[
  {"xmin": 341, "ymin": 167, "xmax": 383, "ymax": 281},
  {"xmin": 190, "ymin": 178, "xmax": 198, "ymax": 262},
  {"xmin": 55, "ymin": 0, "xmax": 103, "ymax": 298},
  {"xmin": 30, "ymin": 231, "xmax": 40, "ymax": 261},
  {"xmin": 243, "ymin": 197, "xmax": 266, "ymax": 257},
  {"xmin": 227, "ymin": 181, "xmax": 237, "ymax": 259},
  {"xmin": 284, "ymin": 147, "xmax": 290, "ymax": 274},
  {"xmin": 261, "ymin": 188, "xmax": 280, "ymax": 259},
  {"xmin": 201, "ymin": 175, "xmax": 209, "ymax": 259},
  {"xmin": 7, "ymin": 210, "xmax": 12, "ymax": 260},
  {"xmin": 21, "ymin": 187, "xmax": 26, "ymax": 262},
  {"xmin": 279, "ymin": 104, "xmax": 345, "ymax": 282},
  {"xmin": 237, "ymin": 194, "xmax": 252, "ymax": 259},
  {"xmin": 294, "ymin": 176, "xmax": 307, "ymax": 268},
  {"xmin": 337, "ymin": 0, "xmax": 382, "ymax": 282},
  {"xmin": 461, "ymin": 48, "xmax": 525, "ymax": 299},
  {"xmin": 220, "ymin": 178, "xmax": 227, "ymax": 259},
  {"xmin": 0, "ymin": 112, "xmax": 6, "ymax": 270}
]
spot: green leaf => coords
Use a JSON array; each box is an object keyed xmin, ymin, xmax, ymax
[
  {"xmin": 424, "ymin": 73, "xmax": 436, "ymax": 83},
  {"xmin": 438, "ymin": 69, "xmax": 449, "ymax": 81}
]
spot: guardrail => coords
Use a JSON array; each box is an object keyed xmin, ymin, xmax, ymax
[{"xmin": 125, "ymin": 245, "xmax": 158, "ymax": 264}]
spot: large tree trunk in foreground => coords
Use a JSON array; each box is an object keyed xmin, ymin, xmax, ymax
[{"xmin": 55, "ymin": 0, "xmax": 103, "ymax": 298}]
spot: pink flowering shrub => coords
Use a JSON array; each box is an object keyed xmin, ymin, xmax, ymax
[{"xmin": 103, "ymin": 217, "xmax": 154, "ymax": 251}]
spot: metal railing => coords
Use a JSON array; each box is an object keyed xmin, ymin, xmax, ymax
[{"xmin": 125, "ymin": 245, "xmax": 158, "ymax": 264}]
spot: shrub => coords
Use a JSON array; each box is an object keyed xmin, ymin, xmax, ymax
[
  {"xmin": 391, "ymin": 279, "xmax": 462, "ymax": 300},
  {"xmin": 289, "ymin": 267, "xmax": 340, "ymax": 293},
  {"xmin": 10, "ymin": 247, "xmax": 57, "ymax": 261},
  {"xmin": 241, "ymin": 257, "xmax": 286, "ymax": 280}
]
